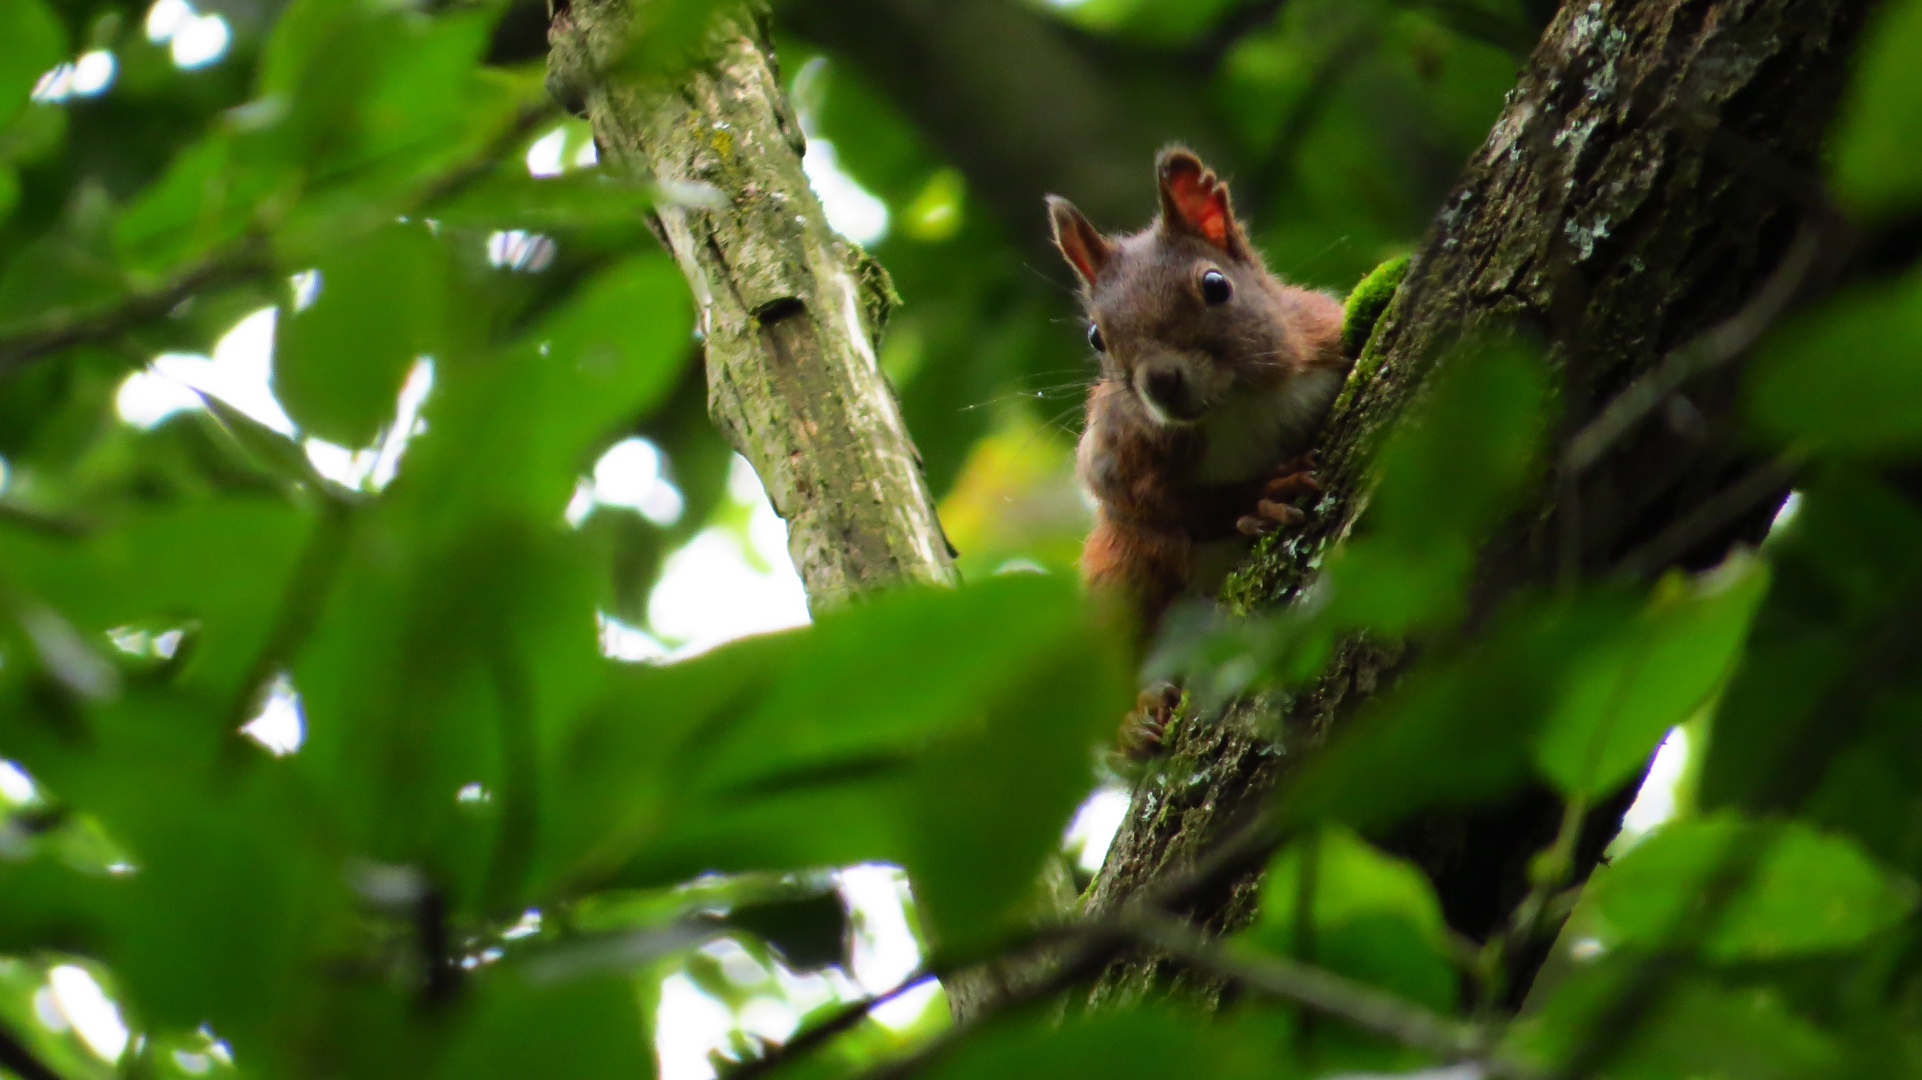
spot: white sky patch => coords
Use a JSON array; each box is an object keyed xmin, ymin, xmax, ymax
[
  {"xmin": 801, "ymin": 140, "xmax": 889, "ymax": 247},
  {"xmin": 598, "ymin": 612, "xmax": 668, "ymax": 663},
  {"xmin": 590, "ymin": 437, "xmax": 684, "ymax": 526},
  {"xmin": 72, "ymin": 51, "xmax": 116, "ymax": 96},
  {"xmin": 289, "ymin": 269, "xmax": 322, "ymax": 311},
  {"xmin": 303, "ymin": 357, "xmax": 435, "ymax": 491},
  {"xmin": 646, "ymin": 456, "xmax": 807, "ymax": 656},
  {"xmin": 1065, "ymin": 782, "xmax": 1130, "ymax": 874},
  {"xmin": 48, "ymin": 965, "xmax": 129, "ymax": 1063},
  {"xmin": 1768, "ymin": 490, "xmax": 1803, "ymax": 539},
  {"xmin": 0, "ymin": 761, "xmax": 38, "ymax": 805},
  {"xmin": 240, "ymin": 674, "xmax": 304, "ymax": 756},
  {"xmin": 1616, "ymin": 726, "xmax": 1691, "ymax": 849},
  {"xmin": 30, "ymin": 64, "xmax": 75, "ymax": 104},
  {"xmin": 118, "ymin": 306, "xmax": 295, "ymax": 434},
  {"xmin": 486, "ymin": 230, "xmax": 556, "ymax": 272},
  {"xmin": 655, "ymin": 972, "xmax": 736, "ymax": 1080},
  {"xmin": 118, "ymin": 311, "xmax": 434, "ymax": 493},
  {"xmin": 838, "ymin": 865, "xmax": 937, "ymax": 1029},
  {"xmin": 170, "ymin": 12, "xmax": 231, "ymax": 68},
  {"xmin": 146, "ymin": 0, "xmax": 192, "ymax": 41},
  {"xmin": 525, "ymin": 127, "xmax": 568, "ymax": 178}
]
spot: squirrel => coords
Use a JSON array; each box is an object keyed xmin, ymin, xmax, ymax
[{"xmin": 1047, "ymin": 147, "xmax": 1349, "ymax": 754}]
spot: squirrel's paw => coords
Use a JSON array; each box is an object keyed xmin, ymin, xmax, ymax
[
  {"xmin": 1118, "ymin": 681, "xmax": 1182, "ymax": 760},
  {"xmin": 1236, "ymin": 453, "xmax": 1321, "ymax": 537}
]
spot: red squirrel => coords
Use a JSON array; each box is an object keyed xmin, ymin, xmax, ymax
[{"xmin": 1048, "ymin": 148, "xmax": 1348, "ymax": 753}]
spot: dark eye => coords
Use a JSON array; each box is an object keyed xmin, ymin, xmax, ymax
[
  {"xmin": 1087, "ymin": 323, "xmax": 1105, "ymax": 352},
  {"xmin": 1201, "ymin": 269, "xmax": 1232, "ymax": 305}
]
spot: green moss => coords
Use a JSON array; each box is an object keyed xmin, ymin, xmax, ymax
[{"xmin": 1341, "ymin": 253, "xmax": 1410, "ymax": 359}]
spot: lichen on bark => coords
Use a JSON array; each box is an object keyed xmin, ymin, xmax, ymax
[
  {"xmin": 547, "ymin": 0, "xmax": 955, "ymax": 611},
  {"xmin": 1080, "ymin": 0, "xmax": 1868, "ymax": 1010}
]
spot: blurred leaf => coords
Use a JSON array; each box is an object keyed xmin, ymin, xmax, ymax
[
  {"xmin": 543, "ymin": 574, "xmax": 1130, "ymax": 947},
  {"xmin": 431, "ymin": 169, "xmax": 651, "ymax": 231},
  {"xmin": 1747, "ymin": 272, "xmax": 1922, "ymax": 456},
  {"xmin": 1508, "ymin": 963, "xmax": 1840, "ymax": 1080},
  {"xmin": 1245, "ymin": 826, "xmax": 1457, "ymax": 1011},
  {"xmin": 402, "ymin": 253, "xmax": 691, "ymax": 518},
  {"xmin": 431, "ymin": 970, "xmax": 653, "ymax": 1080},
  {"xmin": 1533, "ymin": 554, "xmax": 1769, "ymax": 798},
  {"xmin": 1311, "ymin": 339, "xmax": 1547, "ymax": 637},
  {"xmin": 113, "ymin": 130, "xmax": 289, "ymax": 274},
  {"xmin": 1581, "ymin": 814, "xmax": 1918, "ymax": 962},
  {"xmin": 0, "ymin": 0, "xmax": 63, "ymax": 129},
  {"xmin": 918, "ymin": 1008, "xmax": 1277, "ymax": 1080},
  {"xmin": 1831, "ymin": 0, "xmax": 1922, "ymax": 218},
  {"xmin": 1282, "ymin": 593, "xmax": 1624, "ymax": 828},
  {"xmin": 276, "ymin": 222, "xmax": 448, "ymax": 446},
  {"xmin": 1699, "ymin": 470, "xmax": 1922, "ymax": 835},
  {"xmin": 616, "ymin": 0, "xmax": 734, "ymax": 79}
]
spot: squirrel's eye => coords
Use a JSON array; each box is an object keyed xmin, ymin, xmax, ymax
[
  {"xmin": 1087, "ymin": 324, "xmax": 1105, "ymax": 352},
  {"xmin": 1200, "ymin": 269, "xmax": 1233, "ymax": 305}
]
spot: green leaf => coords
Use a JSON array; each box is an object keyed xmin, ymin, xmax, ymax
[
  {"xmin": 276, "ymin": 223, "xmax": 448, "ymax": 446},
  {"xmin": 541, "ymin": 574, "xmax": 1131, "ymax": 947},
  {"xmin": 0, "ymin": 499, "xmax": 311, "ymax": 700},
  {"xmin": 430, "ymin": 970, "xmax": 653, "ymax": 1080},
  {"xmin": 1746, "ymin": 272, "xmax": 1922, "ymax": 456},
  {"xmin": 1315, "ymin": 339, "xmax": 1548, "ymax": 636},
  {"xmin": 1699, "ymin": 470, "xmax": 1922, "ymax": 830},
  {"xmin": 919, "ymin": 1009, "xmax": 1276, "ymax": 1080},
  {"xmin": 1284, "ymin": 594, "xmax": 1627, "ymax": 828},
  {"xmin": 114, "ymin": 130, "xmax": 290, "ymax": 274},
  {"xmin": 1245, "ymin": 827, "xmax": 1457, "ymax": 1012},
  {"xmin": 1534, "ymin": 553, "xmax": 1769, "ymax": 797},
  {"xmin": 615, "ymin": 0, "xmax": 736, "ymax": 79},
  {"xmin": 1581, "ymin": 814, "xmax": 1918, "ymax": 962},
  {"xmin": 1507, "ymin": 964, "xmax": 1840, "ymax": 1080},
  {"xmin": 0, "ymin": 0, "xmax": 62, "ymax": 129},
  {"xmin": 400, "ymin": 253, "xmax": 692, "ymax": 517},
  {"xmin": 1831, "ymin": 0, "xmax": 1922, "ymax": 218}
]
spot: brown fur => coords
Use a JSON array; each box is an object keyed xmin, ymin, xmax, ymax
[{"xmin": 1049, "ymin": 148, "xmax": 1347, "ymax": 647}]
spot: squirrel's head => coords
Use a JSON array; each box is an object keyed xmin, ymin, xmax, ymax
[{"xmin": 1048, "ymin": 148, "xmax": 1317, "ymax": 427}]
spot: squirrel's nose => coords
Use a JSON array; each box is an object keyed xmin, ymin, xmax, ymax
[{"xmin": 1141, "ymin": 367, "xmax": 1186, "ymax": 414}]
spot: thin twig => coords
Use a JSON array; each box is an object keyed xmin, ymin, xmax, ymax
[
  {"xmin": 1397, "ymin": 0, "xmax": 1539, "ymax": 55},
  {"xmin": 0, "ymin": 101, "xmax": 558, "ymax": 382},
  {"xmin": 0, "ymin": 244, "xmax": 273, "ymax": 379},
  {"xmin": 1190, "ymin": 0, "xmax": 1293, "ymax": 71},
  {"xmin": 1610, "ymin": 450, "xmax": 1805, "ymax": 580},
  {"xmin": 728, "ymin": 970, "xmax": 940, "ymax": 1080},
  {"xmin": 1124, "ymin": 912, "xmax": 1540, "ymax": 1076},
  {"xmin": 1562, "ymin": 219, "xmax": 1829, "ymax": 477},
  {"xmin": 1244, "ymin": 28, "xmax": 1377, "ymax": 223}
]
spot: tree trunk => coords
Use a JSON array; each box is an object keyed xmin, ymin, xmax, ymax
[
  {"xmin": 547, "ymin": 1, "xmax": 956, "ymax": 610},
  {"xmin": 1083, "ymin": 0, "xmax": 1867, "ymax": 1008}
]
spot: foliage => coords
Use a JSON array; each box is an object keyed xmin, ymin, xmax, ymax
[{"xmin": 0, "ymin": 0, "xmax": 1920, "ymax": 1079}]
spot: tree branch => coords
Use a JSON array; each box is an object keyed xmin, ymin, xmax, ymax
[
  {"xmin": 549, "ymin": 2, "xmax": 955, "ymax": 607},
  {"xmin": 1081, "ymin": 0, "xmax": 1873, "ymax": 1012}
]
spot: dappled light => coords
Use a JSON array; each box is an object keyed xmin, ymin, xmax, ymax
[{"xmin": 2, "ymin": 0, "xmax": 1920, "ymax": 1078}]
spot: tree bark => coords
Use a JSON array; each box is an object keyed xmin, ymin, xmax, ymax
[
  {"xmin": 1082, "ymin": 0, "xmax": 1867, "ymax": 1008},
  {"xmin": 547, "ymin": 1, "xmax": 956, "ymax": 610}
]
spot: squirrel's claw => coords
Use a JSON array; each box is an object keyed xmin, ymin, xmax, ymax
[{"xmin": 1118, "ymin": 682, "xmax": 1182, "ymax": 759}]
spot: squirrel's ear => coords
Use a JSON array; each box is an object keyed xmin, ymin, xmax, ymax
[
  {"xmin": 1156, "ymin": 147, "xmax": 1248, "ymax": 259},
  {"xmin": 1048, "ymin": 196, "xmax": 1114, "ymax": 287}
]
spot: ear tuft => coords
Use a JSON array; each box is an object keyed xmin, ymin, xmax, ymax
[
  {"xmin": 1048, "ymin": 195, "xmax": 1114, "ymax": 288},
  {"xmin": 1155, "ymin": 146, "xmax": 1246, "ymax": 258}
]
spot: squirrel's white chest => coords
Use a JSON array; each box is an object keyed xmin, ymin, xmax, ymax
[{"xmin": 1195, "ymin": 368, "xmax": 1344, "ymax": 484}]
